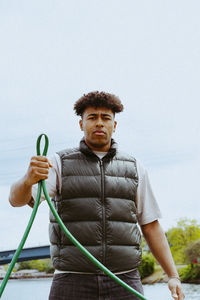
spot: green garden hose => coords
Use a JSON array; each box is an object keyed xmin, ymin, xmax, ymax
[{"xmin": 0, "ymin": 134, "xmax": 147, "ymax": 300}]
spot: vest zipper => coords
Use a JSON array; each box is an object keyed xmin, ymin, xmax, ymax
[{"xmin": 99, "ymin": 159, "xmax": 106, "ymax": 265}]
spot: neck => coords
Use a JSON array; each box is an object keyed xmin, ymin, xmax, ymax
[{"xmin": 84, "ymin": 140, "xmax": 111, "ymax": 152}]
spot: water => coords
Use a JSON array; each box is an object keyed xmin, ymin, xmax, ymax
[
  {"xmin": 0, "ymin": 278, "xmax": 199, "ymax": 299},
  {"xmin": 143, "ymin": 283, "xmax": 200, "ymax": 299}
]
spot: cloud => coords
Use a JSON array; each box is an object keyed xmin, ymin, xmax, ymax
[
  {"xmin": 149, "ymin": 155, "xmax": 200, "ymax": 229},
  {"xmin": 0, "ymin": 0, "xmax": 200, "ymax": 250}
]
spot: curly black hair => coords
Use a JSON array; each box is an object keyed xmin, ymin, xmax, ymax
[{"xmin": 74, "ymin": 91, "xmax": 124, "ymax": 116}]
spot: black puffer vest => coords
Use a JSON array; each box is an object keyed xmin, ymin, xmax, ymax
[{"xmin": 49, "ymin": 139, "xmax": 142, "ymax": 273}]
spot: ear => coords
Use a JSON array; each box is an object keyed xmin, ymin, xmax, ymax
[
  {"xmin": 79, "ymin": 119, "xmax": 84, "ymax": 131},
  {"xmin": 113, "ymin": 121, "xmax": 117, "ymax": 132}
]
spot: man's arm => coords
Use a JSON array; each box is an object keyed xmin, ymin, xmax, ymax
[
  {"xmin": 141, "ymin": 220, "xmax": 185, "ymax": 300},
  {"xmin": 9, "ymin": 156, "xmax": 52, "ymax": 207}
]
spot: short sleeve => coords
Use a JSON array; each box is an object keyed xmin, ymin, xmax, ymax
[
  {"xmin": 136, "ymin": 160, "xmax": 162, "ymax": 226},
  {"xmin": 31, "ymin": 153, "xmax": 61, "ymax": 202}
]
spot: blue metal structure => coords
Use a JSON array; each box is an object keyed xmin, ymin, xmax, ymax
[{"xmin": 0, "ymin": 246, "xmax": 50, "ymax": 265}]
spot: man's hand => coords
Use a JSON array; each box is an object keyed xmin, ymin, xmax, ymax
[
  {"xmin": 168, "ymin": 278, "xmax": 185, "ymax": 300},
  {"xmin": 9, "ymin": 156, "xmax": 53, "ymax": 207},
  {"xmin": 24, "ymin": 156, "xmax": 52, "ymax": 186}
]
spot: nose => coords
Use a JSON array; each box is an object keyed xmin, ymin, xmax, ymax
[{"xmin": 96, "ymin": 117, "xmax": 104, "ymax": 127}]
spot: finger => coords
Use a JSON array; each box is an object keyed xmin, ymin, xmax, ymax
[
  {"xmin": 171, "ymin": 287, "xmax": 178, "ymax": 300},
  {"xmin": 177, "ymin": 287, "xmax": 185, "ymax": 300},
  {"xmin": 34, "ymin": 171, "xmax": 49, "ymax": 180},
  {"xmin": 30, "ymin": 160, "xmax": 50, "ymax": 169},
  {"xmin": 31, "ymin": 156, "xmax": 49, "ymax": 162},
  {"xmin": 48, "ymin": 161, "xmax": 53, "ymax": 168},
  {"xmin": 37, "ymin": 174, "xmax": 49, "ymax": 180},
  {"xmin": 29, "ymin": 167, "xmax": 49, "ymax": 182},
  {"xmin": 31, "ymin": 156, "xmax": 53, "ymax": 168},
  {"xmin": 35, "ymin": 167, "xmax": 49, "ymax": 174}
]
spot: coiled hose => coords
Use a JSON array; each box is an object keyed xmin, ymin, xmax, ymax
[{"xmin": 0, "ymin": 134, "xmax": 147, "ymax": 300}]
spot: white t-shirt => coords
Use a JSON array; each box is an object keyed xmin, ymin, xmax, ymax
[{"xmin": 32, "ymin": 152, "xmax": 161, "ymax": 226}]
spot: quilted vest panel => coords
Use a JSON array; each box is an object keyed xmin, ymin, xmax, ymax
[{"xmin": 49, "ymin": 139, "xmax": 142, "ymax": 273}]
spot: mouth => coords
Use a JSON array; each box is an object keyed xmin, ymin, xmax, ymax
[{"xmin": 93, "ymin": 130, "xmax": 106, "ymax": 136}]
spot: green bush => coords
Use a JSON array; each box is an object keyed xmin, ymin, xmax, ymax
[
  {"xmin": 179, "ymin": 264, "xmax": 200, "ymax": 281},
  {"xmin": 17, "ymin": 259, "xmax": 54, "ymax": 273},
  {"xmin": 17, "ymin": 261, "xmax": 32, "ymax": 270},
  {"xmin": 138, "ymin": 253, "xmax": 155, "ymax": 279}
]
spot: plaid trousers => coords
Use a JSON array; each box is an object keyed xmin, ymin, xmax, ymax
[{"xmin": 49, "ymin": 269, "xmax": 144, "ymax": 300}]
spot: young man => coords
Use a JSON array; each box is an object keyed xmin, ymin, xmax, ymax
[{"xmin": 9, "ymin": 91, "xmax": 184, "ymax": 300}]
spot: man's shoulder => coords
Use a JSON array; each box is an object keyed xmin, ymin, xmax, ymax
[
  {"xmin": 116, "ymin": 152, "xmax": 146, "ymax": 176},
  {"xmin": 116, "ymin": 150, "xmax": 137, "ymax": 163},
  {"xmin": 57, "ymin": 147, "xmax": 80, "ymax": 158}
]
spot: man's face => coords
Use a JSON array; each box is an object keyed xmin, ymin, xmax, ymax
[{"xmin": 79, "ymin": 106, "xmax": 117, "ymax": 152}]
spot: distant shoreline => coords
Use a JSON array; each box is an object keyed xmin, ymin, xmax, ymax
[
  {"xmin": 0, "ymin": 274, "xmax": 53, "ymax": 280},
  {"xmin": 1, "ymin": 271, "xmax": 200, "ymax": 284},
  {"xmin": 141, "ymin": 268, "xmax": 200, "ymax": 284}
]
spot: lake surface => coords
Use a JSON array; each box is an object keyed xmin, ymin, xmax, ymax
[{"xmin": 0, "ymin": 278, "xmax": 199, "ymax": 299}]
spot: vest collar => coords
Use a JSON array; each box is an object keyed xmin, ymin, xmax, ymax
[{"xmin": 79, "ymin": 138, "xmax": 117, "ymax": 160}]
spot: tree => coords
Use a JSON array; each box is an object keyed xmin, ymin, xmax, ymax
[
  {"xmin": 166, "ymin": 218, "xmax": 200, "ymax": 264},
  {"xmin": 185, "ymin": 240, "xmax": 200, "ymax": 264}
]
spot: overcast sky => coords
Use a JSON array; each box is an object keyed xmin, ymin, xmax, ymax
[{"xmin": 0, "ymin": 0, "xmax": 200, "ymax": 251}]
